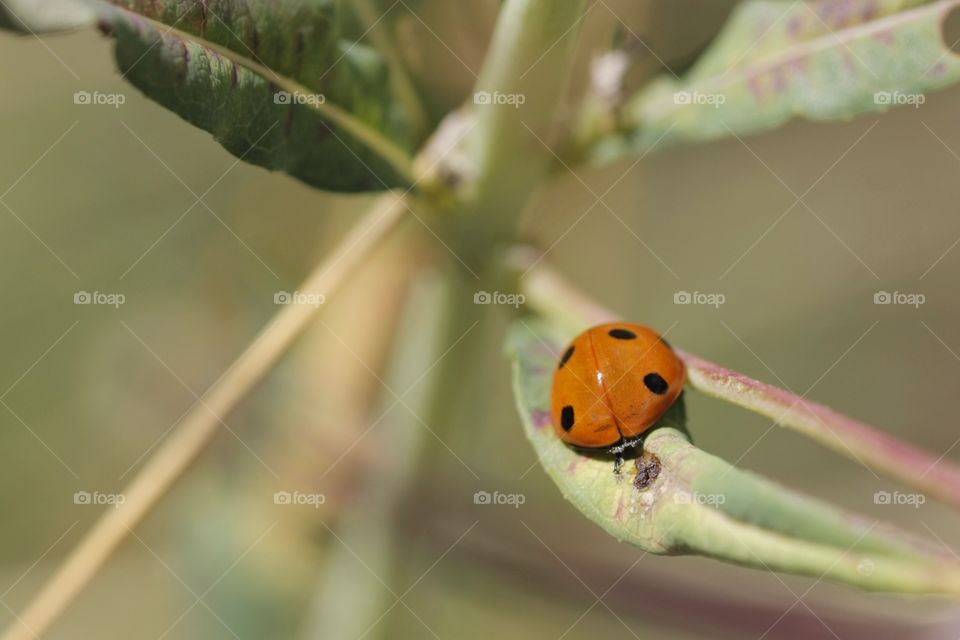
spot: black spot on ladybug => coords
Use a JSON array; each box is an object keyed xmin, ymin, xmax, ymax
[
  {"xmin": 644, "ymin": 372, "xmax": 669, "ymax": 395},
  {"xmin": 558, "ymin": 345, "xmax": 575, "ymax": 369},
  {"xmin": 560, "ymin": 405, "xmax": 575, "ymax": 431},
  {"xmin": 609, "ymin": 328, "xmax": 637, "ymax": 340}
]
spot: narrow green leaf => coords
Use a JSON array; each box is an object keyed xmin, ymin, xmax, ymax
[
  {"xmin": 1, "ymin": 0, "xmax": 415, "ymax": 192},
  {"xmin": 517, "ymin": 256, "xmax": 960, "ymax": 512},
  {"xmin": 508, "ymin": 318, "xmax": 960, "ymax": 595},
  {"xmin": 603, "ymin": 0, "xmax": 960, "ymax": 158},
  {"xmin": 679, "ymin": 348, "xmax": 960, "ymax": 510}
]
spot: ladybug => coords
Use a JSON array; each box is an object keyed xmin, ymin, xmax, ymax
[{"xmin": 550, "ymin": 322, "xmax": 685, "ymax": 473}]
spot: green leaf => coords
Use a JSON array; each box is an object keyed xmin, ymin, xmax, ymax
[
  {"xmin": 1, "ymin": 0, "xmax": 415, "ymax": 192},
  {"xmin": 679, "ymin": 348, "xmax": 960, "ymax": 510},
  {"xmin": 603, "ymin": 0, "xmax": 960, "ymax": 158},
  {"xmin": 517, "ymin": 256, "xmax": 960, "ymax": 511},
  {"xmin": 508, "ymin": 318, "xmax": 960, "ymax": 595}
]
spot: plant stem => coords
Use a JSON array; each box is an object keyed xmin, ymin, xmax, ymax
[
  {"xmin": 519, "ymin": 255, "xmax": 960, "ymax": 511},
  {"xmin": 463, "ymin": 0, "xmax": 588, "ymax": 235},
  {"xmin": 0, "ymin": 192, "xmax": 411, "ymax": 640},
  {"xmin": 352, "ymin": 0, "xmax": 430, "ymax": 142},
  {"xmin": 301, "ymin": 273, "xmax": 445, "ymax": 639}
]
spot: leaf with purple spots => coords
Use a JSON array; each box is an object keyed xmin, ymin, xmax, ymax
[{"xmin": 609, "ymin": 0, "xmax": 960, "ymax": 156}]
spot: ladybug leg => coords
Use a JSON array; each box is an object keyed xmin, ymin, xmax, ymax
[
  {"xmin": 613, "ymin": 454, "xmax": 625, "ymax": 475},
  {"xmin": 608, "ymin": 435, "xmax": 648, "ymax": 475}
]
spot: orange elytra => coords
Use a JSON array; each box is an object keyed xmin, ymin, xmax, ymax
[{"xmin": 550, "ymin": 322, "xmax": 685, "ymax": 473}]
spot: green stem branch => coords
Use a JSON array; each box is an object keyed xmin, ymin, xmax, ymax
[
  {"xmin": 463, "ymin": 0, "xmax": 588, "ymax": 233},
  {"xmin": 0, "ymin": 192, "xmax": 412, "ymax": 640}
]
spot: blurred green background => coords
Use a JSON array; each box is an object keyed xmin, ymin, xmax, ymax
[{"xmin": 2, "ymin": 2, "xmax": 960, "ymax": 638}]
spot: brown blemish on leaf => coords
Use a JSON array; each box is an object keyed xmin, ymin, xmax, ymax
[
  {"xmin": 198, "ymin": 0, "xmax": 208, "ymax": 36},
  {"xmin": 314, "ymin": 121, "xmax": 333, "ymax": 142},
  {"xmin": 633, "ymin": 452, "xmax": 661, "ymax": 490},
  {"xmin": 250, "ymin": 23, "xmax": 261, "ymax": 55},
  {"xmin": 295, "ymin": 30, "xmax": 305, "ymax": 78},
  {"xmin": 176, "ymin": 40, "xmax": 190, "ymax": 83}
]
